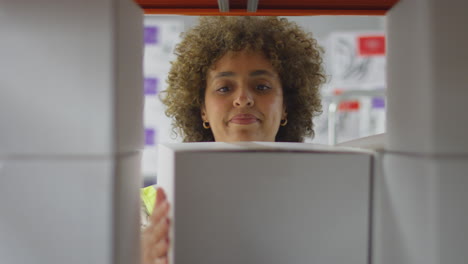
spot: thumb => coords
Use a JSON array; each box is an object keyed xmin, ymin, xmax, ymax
[
  {"xmin": 155, "ymin": 187, "xmax": 167, "ymax": 206},
  {"xmin": 149, "ymin": 187, "xmax": 169, "ymax": 224}
]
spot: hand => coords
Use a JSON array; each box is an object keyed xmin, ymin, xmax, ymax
[{"xmin": 141, "ymin": 187, "xmax": 171, "ymax": 264}]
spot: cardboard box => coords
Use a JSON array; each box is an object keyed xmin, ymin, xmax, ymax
[{"xmin": 158, "ymin": 142, "xmax": 373, "ymax": 264}]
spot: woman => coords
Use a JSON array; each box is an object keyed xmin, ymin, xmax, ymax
[{"xmin": 141, "ymin": 16, "xmax": 326, "ymax": 264}]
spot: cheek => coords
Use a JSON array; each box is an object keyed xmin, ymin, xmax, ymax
[
  {"xmin": 264, "ymin": 97, "xmax": 284, "ymax": 119},
  {"xmin": 205, "ymin": 97, "xmax": 230, "ymax": 118}
]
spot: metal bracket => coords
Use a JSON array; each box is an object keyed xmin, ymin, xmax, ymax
[
  {"xmin": 247, "ymin": 0, "xmax": 259, "ymax": 12},
  {"xmin": 217, "ymin": 0, "xmax": 229, "ymax": 12}
]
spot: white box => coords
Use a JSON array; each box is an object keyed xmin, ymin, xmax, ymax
[
  {"xmin": 386, "ymin": 0, "xmax": 468, "ymax": 154},
  {"xmin": 0, "ymin": 153, "xmax": 141, "ymax": 264},
  {"xmin": 373, "ymin": 152, "xmax": 468, "ymax": 264},
  {"xmin": 0, "ymin": 0, "xmax": 143, "ymax": 156},
  {"xmin": 115, "ymin": 0, "xmax": 144, "ymax": 154},
  {"xmin": 0, "ymin": 158, "xmax": 112, "ymax": 264},
  {"xmin": 158, "ymin": 142, "xmax": 373, "ymax": 264},
  {"xmin": 113, "ymin": 152, "xmax": 143, "ymax": 264}
]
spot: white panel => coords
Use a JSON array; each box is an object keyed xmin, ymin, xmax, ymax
[
  {"xmin": 373, "ymin": 152, "xmax": 468, "ymax": 264},
  {"xmin": 113, "ymin": 152, "xmax": 142, "ymax": 264},
  {"xmin": 386, "ymin": 0, "xmax": 468, "ymax": 154},
  {"xmin": 158, "ymin": 143, "xmax": 372, "ymax": 264},
  {"xmin": 0, "ymin": 0, "xmax": 112, "ymax": 155},
  {"xmin": 0, "ymin": 0, "xmax": 143, "ymax": 155},
  {"xmin": 115, "ymin": 0, "xmax": 144, "ymax": 153},
  {"xmin": 0, "ymin": 158, "xmax": 113, "ymax": 264}
]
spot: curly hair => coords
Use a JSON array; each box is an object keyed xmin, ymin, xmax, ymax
[{"xmin": 161, "ymin": 16, "xmax": 325, "ymax": 142}]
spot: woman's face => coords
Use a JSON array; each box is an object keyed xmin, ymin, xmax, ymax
[{"xmin": 201, "ymin": 50, "xmax": 287, "ymax": 142}]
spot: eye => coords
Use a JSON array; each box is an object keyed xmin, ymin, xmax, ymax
[
  {"xmin": 216, "ymin": 86, "xmax": 230, "ymax": 93},
  {"xmin": 256, "ymin": 84, "xmax": 271, "ymax": 91}
]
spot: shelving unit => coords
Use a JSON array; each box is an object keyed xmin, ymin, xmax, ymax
[{"xmin": 136, "ymin": 0, "xmax": 399, "ymax": 15}]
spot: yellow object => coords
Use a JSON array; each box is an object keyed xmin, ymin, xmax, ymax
[{"xmin": 141, "ymin": 185, "xmax": 157, "ymax": 215}]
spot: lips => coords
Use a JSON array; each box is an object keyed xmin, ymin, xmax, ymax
[{"xmin": 230, "ymin": 114, "xmax": 259, "ymax": 125}]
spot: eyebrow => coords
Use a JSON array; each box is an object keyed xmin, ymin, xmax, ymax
[
  {"xmin": 214, "ymin": 71, "xmax": 235, "ymax": 78},
  {"xmin": 250, "ymin": 70, "xmax": 276, "ymax": 78},
  {"xmin": 213, "ymin": 69, "xmax": 277, "ymax": 79}
]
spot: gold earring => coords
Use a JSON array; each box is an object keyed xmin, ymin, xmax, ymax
[
  {"xmin": 280, "ymin": 118, "xmax": 288, "ymax": 127},
  {"xmin": 203, "ymin": 121, "xmax": 210, "ymax": 129}
]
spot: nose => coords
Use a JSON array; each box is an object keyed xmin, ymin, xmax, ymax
[{"xmin": 233, "ymin": 86, "xmax": 254, "ymax": 107}]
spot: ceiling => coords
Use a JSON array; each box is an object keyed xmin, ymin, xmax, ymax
[{"xmin": 137, "ymin": 0, "xmax": 399, "ymax": 15}]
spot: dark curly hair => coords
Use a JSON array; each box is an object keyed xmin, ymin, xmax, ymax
[{"xmin": 161, "ymin": 16, "xmax": 325, "ymax": 142}]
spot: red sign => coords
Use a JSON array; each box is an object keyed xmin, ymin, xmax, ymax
[
  {"xmin": 333, "ymin": 90, "xmax": 360, "ymax": 111},
  {"xmin": 358, "ymin": 35, "xmax": 386, "ymax": 56}
]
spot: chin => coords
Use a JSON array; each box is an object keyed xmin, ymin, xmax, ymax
[
  {"xmin": 217, "ymin": 128, "xmax": 274, "ymax": 142},
  {"xmin": 228, "ymin": 133, "xmax": 271, "ymax": 142}
]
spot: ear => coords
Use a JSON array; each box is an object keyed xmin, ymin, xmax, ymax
[
  {"xmin": 201, "ymin": 104, "xmax": 208, "ymax": 122},
  {"xmin": 282, "ymin": 105, "xmax": 287, "ymax": 120}
]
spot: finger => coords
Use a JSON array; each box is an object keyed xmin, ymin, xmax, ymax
[
  {"xmin": 141, "ymin": 234, "xmax": 156, "ymax": 264},
  {"xmin": 150, "ymin": 200, "xmax": 169, "ymax": 225},
  {"xmin": 149, "ymin": 187, "xmax": 169, "ymax": 224},
  {"xmin": 152, "ymin": 236, "xmax": 169, "ymax": 259},
  {"xmin": 152, "ymin": 217, "xmax": 170, "ymax": 242},
  {"xmin": 154, "ymin": 257, "xmax": 168, "ymax": 264}
]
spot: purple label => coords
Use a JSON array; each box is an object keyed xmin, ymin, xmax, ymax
[
  {"xmin": 144, "ymin": 26, "xmax": 159, "ymax": 45},
  {"xmin": 145, "ymin": 128, "xmax": 156, "ymax": 146},
  {"xmin": 372, "ymin": 97, "xmax": 386, "ymax": 109},
  {"xmin": 144, "ymin": 78, "xmax": 158, "ymax": 95}
]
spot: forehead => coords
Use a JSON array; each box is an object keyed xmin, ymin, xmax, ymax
[{"xmin": 209, "ymin": 50, "xmax": 277, "ymax": 73}]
